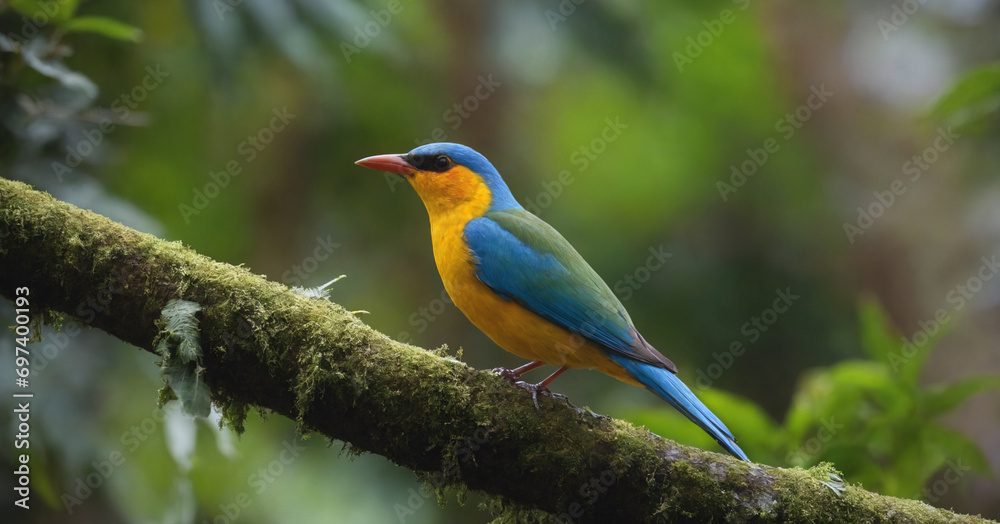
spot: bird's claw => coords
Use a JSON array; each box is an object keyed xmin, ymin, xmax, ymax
[
  {"xmin": 497, "ymin": 372, "xmax": 600, "ymax": 416},
  {"xmin": 493, "ymin": 369, "xmax": 554, "ymax": 409},
  {"xmin": 514, "ymin": 381, "xmax": 575, "ymax": 410},
  {"xmin": 513, "ymin": 380, "xmax": 550, "ymax": 409},
  {"xmin": 492, "ymin": 367, "xmax": 522, "ymax": 382}
]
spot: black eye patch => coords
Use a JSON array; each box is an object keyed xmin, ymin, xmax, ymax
[{"xmin": 407, "ymin": 154, "xmax": 453, "ymax": 173}]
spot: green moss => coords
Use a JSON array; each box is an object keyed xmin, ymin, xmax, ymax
[
  {"xmin": 40, "ymin": 308, "xmax": 66, "ymax": 334},
  {"xmin": 807, "ymin": 461, "xmax": 844, "ymax": 482},
  {"xmin": 481, "ymin": 496, "xmax": 556, "ymax": 524},
  {"xmin": 217, "ymin": 398, "xmax": 251, "ymax": 435}
]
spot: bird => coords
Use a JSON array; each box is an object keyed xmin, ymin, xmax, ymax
[{"xmin": 355, "ymin": 142, "xmax": 749, "ymax": 461}]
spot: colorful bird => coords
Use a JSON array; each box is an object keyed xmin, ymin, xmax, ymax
[{"xmin": 355, "ymin": 143, "xmax": 749, "ymax": 461}]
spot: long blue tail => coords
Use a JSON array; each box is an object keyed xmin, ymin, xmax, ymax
[{"xmin": 609, "ymin": 354, "xmax": 749, "ymax": 461}]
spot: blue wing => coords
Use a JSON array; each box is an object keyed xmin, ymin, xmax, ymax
[{"xmin": 463, "ymin": 209, "xmax": 676, "ymax": 371}]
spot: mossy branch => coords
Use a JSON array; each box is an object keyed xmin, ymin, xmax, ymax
[{"xmin": 0, "ymin": 177, "xmax": 992, "ymax": 524}]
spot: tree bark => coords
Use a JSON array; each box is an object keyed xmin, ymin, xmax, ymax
[{"xmin": 0, "ymin": 177, "xmax": 992, "ymax": 523}]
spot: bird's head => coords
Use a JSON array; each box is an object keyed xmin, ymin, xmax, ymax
[{"xmin": 355, "ymin": 143, "xmax": 519, "ymax": 216}]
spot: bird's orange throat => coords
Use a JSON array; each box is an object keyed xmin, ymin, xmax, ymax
[{"xmin": 407, "ymin": 166, "xmax": 493, "ymax": 219}]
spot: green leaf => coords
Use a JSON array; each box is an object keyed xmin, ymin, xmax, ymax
[
  {"xmin": 922, "ymin": 375, "xmax": 1000, "ymax": 417},
  {"xmin": 784, "ymin": 360, "xmax": 895, "ymax": 441},
  {"xmin": 155, "ymin": 299, "xmax": 210, "ymax": 417},
  {"xmin": 896, "ymin": 317, "xmax": 951, "ymax": 391},
  {"xmin": 854, "ymin": 296, "xmax": 946, "ymax": 389},
  {"xmin": 10, "ymin": 0, "xmax": 81, "ymax": 23},
  {"xmin": 928, "ymin": 63, "xmax": 1000, "ymax": 133},
  {"xmin": 857, "ymin": 295, "xmax": 899, "ymax": 363},
  {"xmin": 887, "ymin": 434, "xmax": 949, "ymax": 498},
  {"xmin": 161, "ymin": 358, "xmax": 211, "ymax": 419},
  {"xmin": 61, "ymin": 16, "xmax": 144, "ymax": 42},
  {"xmin": 922, "ymin": 425, "xmax": 993, "ymax": 478},
  {"xmin": 158, "ymin": 299, "xmax": 203, "ymax": 362}
]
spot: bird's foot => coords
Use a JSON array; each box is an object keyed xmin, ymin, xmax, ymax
[
  {"xmin": 492, "ymin": 367, "xmax": 523, "ymax": 383},
  {"xmin": 493, "ymin": 368, "xmax": 551, "ymax": 409},
  {"xmin": 507, "ymin": 379, "xmax": 602, "ymax": 417},
  {"xmin": 513, "ymin": 380, "xmax": 550, "ymax": 409},
  {"xmin": 513, "ymin": 381, "xmax": 575, "ymax": 410}
]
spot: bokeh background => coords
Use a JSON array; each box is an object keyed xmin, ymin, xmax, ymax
[{"xmin": 2, "ymin": 0, "xmax": 999, "ymax": 522}]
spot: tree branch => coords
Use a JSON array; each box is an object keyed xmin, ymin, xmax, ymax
[{"xmin": 0, "ymin": 177, "xmax": 992, "ymax": 523}]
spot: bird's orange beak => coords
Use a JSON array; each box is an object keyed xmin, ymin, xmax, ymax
[{"xmin": 355, "ymin": 154, "xmax": 415, "ymax": 175}]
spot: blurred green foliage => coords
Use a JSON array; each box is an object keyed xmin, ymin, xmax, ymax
[
  {"xmin": 785, "ymin": 297, "xmax": 999, "ymax": 497},
  {"xmin": 2, "ymin": 1, "xmax": 999, "ymax": 522},
  {"xmin": 10, "ymin": 0, "xmax": 141, "ymax": 40},
  {"xmin": 929, "ymin": 63, "xmax": 1000, "ymax": 134}
]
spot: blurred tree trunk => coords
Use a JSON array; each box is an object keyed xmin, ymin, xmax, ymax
[{"xmin": 0, "ymin": 176, "xmax": 992, "ymax": 524}]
